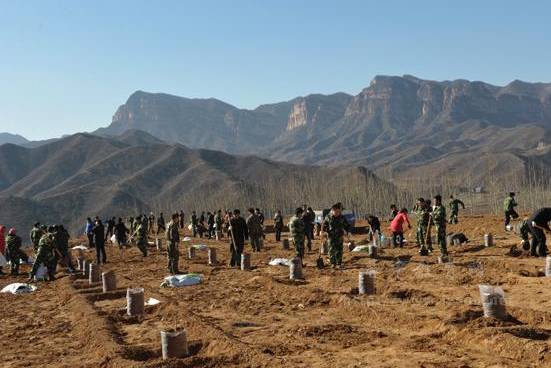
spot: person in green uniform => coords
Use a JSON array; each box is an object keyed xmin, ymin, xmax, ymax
[
  {"xmin": 504, "ymin": 192, "xmax": 519, "ymax": 229},
  {"xmin": 133, "ymin": 215, "xmax": 148, "ymax": 257},
  {"xmin": 322, "ymin": 203, "xmax": 351, "ymax": 269},
  {"xmin": 166, "ymin": 213, "xmax": 180, "ymax": 274},
  {"xmin": 288, "ymin": 207, "xmax": 306, "ymax": 261},
  {"xmin": 431, "ymin": 195, "xmax": 448, "ymax": 257},
  {"xmin": 448, "ymin": 195, "xmax": 465, "ymax": 224},
  {"xmin": 414, "ymin": 198, "xmax": 431, "ymax": 254}
]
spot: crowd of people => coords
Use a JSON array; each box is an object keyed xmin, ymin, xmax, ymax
[
  {"xmin": 0, "ymin": 223, "xmax": 74, "ymax": 281},
  {"xmin": 0, "ymin": 191, "xmax": 548, "ymax": 282}
]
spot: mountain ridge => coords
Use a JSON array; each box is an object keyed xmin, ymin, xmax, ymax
[{"xmin": 0, "ymin": 131, "xmax": 397, "ymax": 236}]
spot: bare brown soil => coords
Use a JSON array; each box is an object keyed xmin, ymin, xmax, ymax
[{"xmin": 1, "ymin": 216, "xmax": 550, "ymax": 367}]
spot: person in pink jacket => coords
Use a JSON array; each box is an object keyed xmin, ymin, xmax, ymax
[
  {"xmin": 390, "ymin": 208, "xmax": 411, "ymax": 248},
  {"xmin": 0, "ymin": 225, "xmax": 6, "ymax": 275}
]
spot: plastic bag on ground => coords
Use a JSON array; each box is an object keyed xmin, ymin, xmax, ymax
[
  {"xmin": 183, "ymin": 237, "xmax": 192, "ymax": 242},
  {"xmin": 1, "ymin": 283, "xmax": 37, "ymax": 294},
  {"xmin": 352, "ymin": 245, "xmax": 370, "ymax": 253},
  {"xmin": 71, "ymin": 245, "xmax": 89, "ymax": 251},
  {"xmin": 269, "ymin": 258, "xmax": 291, "ymax": 266},
  {"xmin": 192, "ymin": 244, "xmax": 208, "ymax": 251},
  {"xmin": 161, "ymin": 273, "xmax": 204, "ymax": 288},
  {"xmin": 146, "ymin": 297, "xmax": 161, "ymax": 306}
]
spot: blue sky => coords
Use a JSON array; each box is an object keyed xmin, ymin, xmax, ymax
[{"xmin": 1, "ymin": 0, "xmax": 550, "ymax": 140}]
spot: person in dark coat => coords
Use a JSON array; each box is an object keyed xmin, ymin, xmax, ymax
[
  {"xmin": 302, "ymin": 206, "xmax": 315, "ymax": 251},
  {"xmin": 273, "ymin": 210, "xmax": 284, "ymax": 242},
  {"xmin": 255, "ymin": 208, "xmax": 266, "ymax": 239},
  {"xmin": 246, "ymin": 208, "xmax": 263, "ymax": 252},
  {"xmin": 207, "ymin": 212, "xmax": 215, "ymax": 239},
  {"xmin": 179, "ymin": 210, "xmax": 185, "ymax": 229},
  {"xmin": 228, "ymin": 209, "xmax": 248, "ymax": 267},
  {"xmin": 105, "ymin": 217, "xmax": 115, "ymax": 242},
  {"xmin": 157, "ymin": 212, "xmax": 166, "ymax": 235},
  {"xmin": 93, "ymin": 219, "xmax": 107, "ymax": 264},
  {"xmin": 367, "ymin": 215, "xmax": 381, "ymax": 241},
  {"xmin": 527, "ymin": 208, "xmax": 551, "ymax": 257},
  {"xmin": 114, "ymin": 218, "xmax": 129, "ymax": 249}
]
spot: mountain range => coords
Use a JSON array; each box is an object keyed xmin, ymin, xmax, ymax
[
  {"xmin": 3, "ymin": 74, "xmax": 551, "ymax": 234},
  {"xmin": 0, "ymin": 130, "xmax": 395, "ymax": 235},
  {"xmin": 93, "ymin": 75, "xmax": 551, "ymax": 182},
  {"xmin": 0, "ymin": 133, "xmax": 30, "ymax": 146}
]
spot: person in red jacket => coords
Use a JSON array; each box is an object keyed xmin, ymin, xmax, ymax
[
  {"xmin": 390, "ymin": 208, "xmax": 411, "ymax": 248},
  {"xmin": 0, "ymin": 225, "xmax": 6, "ymax": 275}
]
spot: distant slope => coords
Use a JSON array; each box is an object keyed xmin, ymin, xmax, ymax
[
  {"xmin": 0, "ymin": 133, "xmax": 397, "ymax": 236},
  {"xmin": 0, "ymin": 132, "xmax": 29, "ymax": 146},
  {"xmin": 116, "ymin": 129, "xmax": 166, "ymax": 146}
]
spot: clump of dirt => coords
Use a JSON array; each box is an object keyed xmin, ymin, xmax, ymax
[
  {"xmin": 386, "ymin": 288, "xmax": 435, "ymax": 301},
  {"xmin": 503, "ymin": 327, "xmax": 550, "ymax": 341},
  {"xmin": 122, "ymin": 345, "xmax": 159, "ymax": 361},
  {"xmin": 447, "ymin": 308, "xmax": 521, "ymax": 328}
]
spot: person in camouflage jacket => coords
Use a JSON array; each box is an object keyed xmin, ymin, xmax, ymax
[
  {"xmin": 431, "ymin": 195, "xmax": 448, "ymax": 256},
  {"xmin": 448, "ymin": 195, "xmax": 465, "ymax": 224},
  {"xmin": 322, "ymin": 203, "xmax": 351, "ymax": 268},
  {"xmin": 30, "ymin": 223, "xmax": 43, "ymax": 253},
  {"xmin": 288, "ymin": 207, "xmax": 306, "ymax": 260},
  {"xmin": 414, "ymin": 198, "xmax": 431, "ymax": 253},
  {"xmin": 28, "ymin": 228, "xmax": 57, "ymax": 281},
  {"xmin": 504, "ymin": 192, "xmax": 519, "ymax": 228},
  {"xmin": 6, "ymin": 228, "xmax": 26, "ymax": 275},
  {"xmin": 166, "ymin": 213, "xmax": 180, "ymax": 274},
  {"xmin": 133, "ymin": 216, "xmax": 148, "ymax": 257},
  {"xmin": 246, "ymin": 208, "xmax": 263, "ymax": 252},
  {"xmin": 518, "ymin": 218, "xmax": 530, "ymax": 250}
]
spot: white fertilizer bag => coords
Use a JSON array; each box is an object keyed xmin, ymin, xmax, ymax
[
  {"xmin": 351, "ymin": 245, "xmax": 371, "ymax": 253},
  {"xmin": 1, "ymin": 283, "xmax": 37, "ymax": 294},
  {"xmin": 71, "ymin": 245, "xmax": 89, "ymax": 251},
  {"xmin": 161, "ymin": 273, "xmax": 204, "ymax": 288},
  {"xmin": 269, "ymin": 258, "xmax": 291, "ymax": 266},
  {"xmin": 192, "ymin": 244, "xmax": 209, "ymax": 251},
  {"xmin": 145, "ymin": 297, "xmax": 161, "ymax": 306}
]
